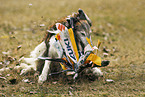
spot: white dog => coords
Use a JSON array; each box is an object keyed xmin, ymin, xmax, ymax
[{"xmin": 0, "ymin": 9, "xmax": 109, "ymax": 83}]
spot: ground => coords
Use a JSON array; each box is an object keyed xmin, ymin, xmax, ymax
[{"xmin": 0, "ymin": 0, "xmax": 145, "ymax": 96}]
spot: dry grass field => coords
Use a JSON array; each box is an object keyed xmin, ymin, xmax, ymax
[{"xmin": 0, "ymin": 0, "xmax": 145, "ymax": 96}]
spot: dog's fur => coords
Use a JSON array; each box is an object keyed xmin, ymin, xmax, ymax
[{"xmin": 0, "ymin": 9, "xmax": 104, "ymax": 84}]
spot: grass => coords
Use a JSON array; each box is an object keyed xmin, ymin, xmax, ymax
[{"xmin": 0, "ymin": 0, "xmax": 145, "ymax": 96}]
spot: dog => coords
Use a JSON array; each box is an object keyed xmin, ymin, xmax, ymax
[{"xmin": 0, "ymin": 9, "xmax": 109, "ymax": 84}]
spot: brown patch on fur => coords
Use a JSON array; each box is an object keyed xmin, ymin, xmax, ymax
[
  {"xmin": 37, "ymin": 13, "xmax": 90, "ymax": 74},
  {"xmin": 42, "ymin": 16, "xmax": 68, "ymax": 43},
  {"xmin": 43, "ymin": 18, "xmax": 68, "ymax": 42},
  {"xmin": 44, "ymin": 32, "xmax": 54, "ymax": 47}
]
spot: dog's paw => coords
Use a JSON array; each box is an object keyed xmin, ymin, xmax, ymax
[
  {"xmin": 91, "ymin": 67, "xmax": 103, "ymax": 77},
  {"xmin": 20, "ymin": 67, "xmax": 32, "ymax": 75},
  {"xmin": 38, "ymin": 75, "xmax": 47, "ymax": 84}
]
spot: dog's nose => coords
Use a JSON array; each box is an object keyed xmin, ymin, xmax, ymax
[{"xmin": 101, "ymin": 60, "xmax": 110, "ymax": 67}]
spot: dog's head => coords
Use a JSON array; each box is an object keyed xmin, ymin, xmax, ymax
[
  {"xmin": 48, "ymin": 9, "xmax": 109, "ymax": 72},
  {"xmin": 77, "ymin": 9, "xmax": 92, "ymax": 27},
  {"xmin": 65, "ymin": 9, "xmax": 93, "ymax": 49},
  {"xmin": 74, "ymin": 9, "xmax": 110, "ymax": 69},
  {"xmin": 72, "ymin": 9, "xmax": 92, "ymax": 38}
]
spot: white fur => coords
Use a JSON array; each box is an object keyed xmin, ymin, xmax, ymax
[
  {"xmin": 0, "ymin": 22, "xmax": 103, "ymax": 84},
  {"xmin": 30, "ymin": 41, "xmax": 47, "ymax": 58},
  {"xmin": 91, "ymin": 67, "xmax": 103, "ymax": 77},
  {"xmin": 85, "ymin": 67, "xmax": 103, "ymax": 77},
  {"xmin": 16, "ymin": 41, "xmax": 47, "ymax": 76},
  {"xmin": 0, "ymin": 36, "xmax": 103, "ymax": 83},
  {"xmin": 38, "ymin": 60, "xmax": 51, "ymax": 83},
  {"xmin": 14, "ymin": 35, "xmax": 64, "ymax": 83},
  {"xmin": 38, "ymin": 36, "xmax": 63, "ymax": 83}
]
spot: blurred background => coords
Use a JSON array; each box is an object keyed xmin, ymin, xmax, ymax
[{"xmin": 0, "ymin": 0, "xmax": 144, "ymax": 96}]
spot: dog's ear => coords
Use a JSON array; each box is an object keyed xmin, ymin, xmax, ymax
[
  {"xmin": 78, "ymin": 9, "xmax": 86, "ymax": 20},
  {"xmin": 78, "ymin": 9, "xmax": 92, "ymax": 26}
]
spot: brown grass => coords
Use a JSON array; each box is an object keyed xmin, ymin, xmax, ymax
[{"xmin": 0, "ymin": 0, "xmax": 145, "ymax": 96}]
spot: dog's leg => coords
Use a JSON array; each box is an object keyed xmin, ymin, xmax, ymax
[
  {"xmin": 38, "ymin": 60, "xmax": 51, "ymax": 84},
  {"xmin": 19, "ymin": 41, "xmax": 47, "ymax": 75},
  {"xmin": 38, "ymin": 36, "xmax": 63, "ymax": 83},
  {"xmin": 84, "ymin": 67, "xmax": 103, "ymax": 81},
  {"xmin": 72, "ymin": 67, "xmax": 103, "ymax": 82},
  {"xmin": 91, "ymin": 67, "xmax": 103, "ymax": 77}
]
